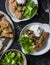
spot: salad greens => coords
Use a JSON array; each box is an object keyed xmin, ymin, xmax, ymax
[
  {"xmin": 23, "ymin": 0, "xmax": 38, "ymax": 18},
  {"xmin": 18, "ymin": 34, "xmax": 35, "ymax": 54},
  {"xmin": 0, "ymin": 51, "xmax": 23, "ymax": 65}
]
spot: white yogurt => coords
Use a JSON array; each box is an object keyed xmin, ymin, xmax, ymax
[
  {"xmin": 16, "ymin": 0, "xmax": 26, "ymax": 5},
  {"xmin": 30, "ymin": 25, "xmax": 43, "ymax": 37}
]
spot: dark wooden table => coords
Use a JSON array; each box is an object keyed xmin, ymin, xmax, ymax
[{"xmin": 0, "ymin": 0, "xmax": 50, "ymax": 65}]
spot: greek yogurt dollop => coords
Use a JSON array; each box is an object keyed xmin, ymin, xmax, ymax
[
  {"xmin": 30, "ymin": 25, "xmax": 44, "ymax": 37},
  {"xmin": 16, "ymin": 0, "xmax": 26, "ymax": 5}
]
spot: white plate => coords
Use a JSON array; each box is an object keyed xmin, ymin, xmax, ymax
[
  {"xmin": 5, "ymin": 0, "xmax": 38, "ymax": 22},
  {"xmin": 0, "ymin": 11, "xmax": 15, "ymax": 55},
  {"xmin": 20, "ymin": 23, "xmax": 50, "ymax": 55}
]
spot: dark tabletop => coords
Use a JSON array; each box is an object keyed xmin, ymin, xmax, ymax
[{"xmin": 0, "ymin": 0, "xmax": 50, "ymax": 65}]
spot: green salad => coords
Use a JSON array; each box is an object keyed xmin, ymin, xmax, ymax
[
  {"xmin": 23, "ymin": 0, "xmax": 38, "ymax": 18},
  {"xmin": 0, "ymin": 51, "xmax": 23, "ymax": 65},
  {"xmin": 18, "ymin": 34, "xmax": 35, "ymax": 54}
]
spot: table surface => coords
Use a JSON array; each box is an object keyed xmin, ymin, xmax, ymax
[{"xmin": 0, "ymin": 0, "xmax": 50, "ymax": 65}]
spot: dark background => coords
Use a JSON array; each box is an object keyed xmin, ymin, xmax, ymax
[{"xmin": 0, "ymin": 0, "xmax": 50, "ymax": 65}]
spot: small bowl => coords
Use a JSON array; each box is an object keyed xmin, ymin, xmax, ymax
[
  {"xmin": 5, "ymin": 0, "xmax": 38, "ymax": 22},
  {"xmin": 0, "ymin": 49, "xmax": 27, "ymax": 65}
]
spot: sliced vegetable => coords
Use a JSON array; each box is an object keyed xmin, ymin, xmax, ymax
[
  {"xmin": 0, "ymin": 51, "xmax": 23, "ymax": 65},
  {"xmin": 18, "ymin": 34, "xmax": 35, "ymax": 54},
  {"xmin": 23, "ymin": 0, "xmax": 38, "ymax": 18}
]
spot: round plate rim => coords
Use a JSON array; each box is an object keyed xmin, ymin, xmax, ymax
[
  {"xmin": 19, "ymin": 22, "xmax": 50, "ymax": 55},
  {"xmin": 0, "ymin": 11, "xmax": 15, "ymax": 55},
  {"xmin": 5, "ymin": 0, "xmax": 38, "ymax": 22}
]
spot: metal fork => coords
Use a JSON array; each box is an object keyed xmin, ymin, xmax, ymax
[{"xmin": 42, "ymin": 0, "xmax": 49, "ymax": 13}]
